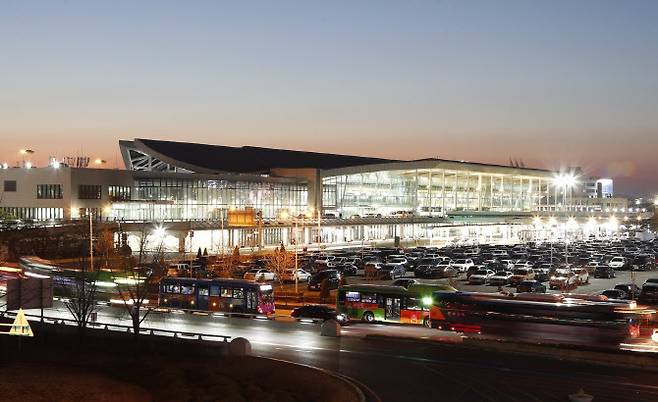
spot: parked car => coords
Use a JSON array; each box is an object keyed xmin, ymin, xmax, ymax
[
  {"xmin": 290, "ymin": 305, "xmax": 347, "ymax": 324},
  {"xmin": 639, "ymin": 283, "xmax": 658, "ymax": 304},
  {"xmin": 614, "ymin": 283, "xmax": 641, "ymax": 299},
  {"xmin": 451, "ymin": 258, "xmax": 475, "ymax": 272},
  {"xmin": 468, "ymin": 269, "xmax": 495, "ymax": 285},
  {"xmin": 392, "ymin": 278, "xmax": 418, "ymax": 288},
  {"xmin": 517, "ymin": 280, "xmax": 546, "ymax": 293},
  {"xmin": 549, "ymin": 269, "xmax": 577, "ymax": 290},
  {"xmin": 379, "ymin": 263, "xmax": 406, "ymax": 279},
  {"xmin": 608, "ymin": 256, "xmax": 629, "ymax": 270},
  {"xmin": 573, "ymin": 268, "xmax": 589, "ymax": 285},
  {"xmin": 364, "ymin": 262, "xmax": 383, "ymax": 279},
  {"xmin": 534, "ymin": 268, "xmax": 550, "ymax": 282},
  {"xmin": 510, "ymin": 268, "xmax": 535, "ymax": 285},
  {"xmin": 416, "ymin": 264, "xmax": 457, "ymax": 279},
  {"xmin": 308, "ymin": 270, "xmax": 341, "ymax": 291},
  {"xmin": 243, "ymin": 268, "xmax": 276, "ymax": 281},
  {"xmin": 601, "ymin": 289, "xmax": 629, "ymax": 300},
  {"xmin": 489, "ymin": 271, "xmax": 513, "ymax": 286},
  {"xmin": 632, "ymin": 255, "xmax": 656, "ymax": 271},
  {"xmin": 333, "ymin": 263, "xmax": 358, "ymax": 276},
  {"xmin": 282, "ymin": 268, "xmax": 311, "ymax": 282},
  {"xmin": 466, "ymin": 264, "xmax": 484, "ymax": 279},
  {"xmin": 593, "ymin": 266, "xmax": 616, "ymax": 279}
]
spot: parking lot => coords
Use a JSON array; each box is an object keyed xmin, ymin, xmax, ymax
[
  {"xmin": 273, "ymin": 268, "xmax": 658, "ymax": 306},
  {"xmin": 266, "ymin": 236, "xmax": 658, "ymax": 304}
]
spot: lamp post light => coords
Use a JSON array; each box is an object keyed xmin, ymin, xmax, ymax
[{"xmin": 20, "ymin": 149, "xmax": 35, "ymax": 168}]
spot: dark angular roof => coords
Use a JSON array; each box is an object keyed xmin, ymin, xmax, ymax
[{"xmin": 136, "ymin": 138, "xmax": 397, "ymax": 173}]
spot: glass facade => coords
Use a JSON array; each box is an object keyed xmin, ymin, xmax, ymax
[
  {"xmin": 110, "ymin": 177, "xmax": 308, "ymax": 221},
  {"xmin": 0, "ymin": 207, "xmax": 64, "ymax": 220},
  {"xmin": 323, "ymin": 169, "xmax": 552, "ymax": 217}
]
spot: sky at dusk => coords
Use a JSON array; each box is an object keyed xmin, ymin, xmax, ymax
[{"xmin": 1, "ymin": 1, "xmax": 657, "ymax": 196}]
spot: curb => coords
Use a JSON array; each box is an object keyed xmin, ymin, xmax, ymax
[{"xmin": 257, "ymin": 355, "xmax": 375, "ymax": 402}]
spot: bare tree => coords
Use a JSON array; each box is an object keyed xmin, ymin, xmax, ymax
[
  {"xmin": 64, "ymin": 222, "xmax": 100, "ymax": 330},
  {"xmin": 112, "ymin": 225, "xmax": 165, "ymax": 337},
  {"xmin": 64, "ymin": 257, "xmax": 100, "ymax": 330},
  {"xmin": 266, "ymin": 246, "xmax": 295, "ymax": 288},
  {"xmin": 96, "ymin": 228, "xmax": 116, "ymax": 268}
]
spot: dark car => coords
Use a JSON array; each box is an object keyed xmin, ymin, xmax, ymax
[
  {"xmin": 379, "ymin": 263, "xmax": 406, "ymax": 279},
  {"xmin": 308, "ymin": 270, "xmax": 341, "ymax": 291},
  {"xmin": 290, "ymin": 305, "xmax": 348, "ymax": 324},
  {"xmin": 632, "ymin": 255, "xmax": 656, "ymax": 271},
  {"xmin": 416, "ymin": 264, "xmax": 457, "ymax": 279},
  {"xmin": 601, "ymin": 289, "xmax": 629, "ymax": 300},
  {"xmin": 534, "ymin": 268, "xmax": 550, "ymax": 282},
  {"xmin": 392, "ymin": 278, "xmax": 418, "ymax": 288},
  {"xmin": 593, "ymin": 266, "xmax": 616, "ymax": 279},
  {"xmin": 333, "ymin": 263, "xmax": 358, "ymax": 276},
  {"xmin": 614, "ymin": 283, "xmax": 641, "ymax": 299},
  {"xmin": 517, "ymin": 280, "xmax": 546, "ymax": 293},
  {"xmin": 466, "ymin": 265, "xmax": 482, "ymax": 279},
  {"xmin": 639, "ymin": 283, "xmax": 658, "ymax": 304}
]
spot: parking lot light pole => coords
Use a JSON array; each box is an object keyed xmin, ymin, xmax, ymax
[{"xmin": 294, "ymin": 217, "xmax": 299, "ymax": 293}]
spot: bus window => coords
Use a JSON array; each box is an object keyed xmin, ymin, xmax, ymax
[
  {"xmin": 181, "ymin": 285, "xmax": 194, "ymax": 295},
  {"xmin": 233, "ymin": 288, "xmax": 244, "ymax": 299},
  {"xmin": 247, "ymin": 291, "xmax": 257, "ymax": 310},
  {"xmin": 198, "ymin": 286, "xmax": 209, "ymax": 297},
  {"xmin": 162, "ymin": 284, "xmax": 177, "ymax": 293},
  {"xmin": 361, "ymin": 293, "xmax": 377, "ymax": 304},
  {"xmin": 221, "ymin": 287, "xmax": 232, "ymax": 298},
  {"xmin": 405, "ymin": 297, "xmax": 423, "ymax": 311},
  {"xmin": 346, "ymin": 291, "xmax": 360, "ymax": 302},
  {"xmin": 210, "ymin": 285, "xmax": 220, "ymax": 296}
]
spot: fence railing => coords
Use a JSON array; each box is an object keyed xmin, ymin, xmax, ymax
[{"xmin": 0, "ymin": 311, "xmax": 232, "ymax": 342}]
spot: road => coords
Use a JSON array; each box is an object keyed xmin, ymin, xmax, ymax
[{"xmin": 21, "ymin": 301, "xmax": 658, "ymax": 402}]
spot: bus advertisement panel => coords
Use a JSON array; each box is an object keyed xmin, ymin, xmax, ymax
[{"xmin": 337, "ymin": 283, "xmax": 456, "ymax": 326}]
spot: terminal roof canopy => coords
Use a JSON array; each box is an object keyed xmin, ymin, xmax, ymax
[
  {"xmin": 120, "ymin": 138, "xmax": 553, "ymax": 177},
  {"xmin": 122, "ymin": 138, "xmax": 398, "ymax": 174}
]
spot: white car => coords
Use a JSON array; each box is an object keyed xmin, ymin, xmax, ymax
[
  {"xmin": 282, "ymin": 268, "xmax": 311, "ymax": 282},
  {"xmin": 468, "ymin": 269, "xmax": 495, "ymax": 284},
  {"xmin": 608, "ymin": 256, "xmax": 627, "ymax": 270},
  {"xmin": 573, "ymin": 268, "xmax": 589, "ymax": 285},
  {"xmin": 549, "ymin": 269, "xmax": 578, "ymax": 289},
  {"xmin": 243, "ymin": 269, "xmax": 276, "ymax": 281},
  {"xmin": 451, "ymin": 259, "xmax": 474, "ymax": 272},
  {"xmin": 586, "ymin": 261, "xmax": 601, "ymax": 270},
  {"xmin": 489, "ymin": 271, "xmax": 513, "ymax": 286}
]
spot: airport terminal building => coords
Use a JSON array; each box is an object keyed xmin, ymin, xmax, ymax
[{"xmin": 0, "ymin": 139, "xmax": 641, "ymax": 252}]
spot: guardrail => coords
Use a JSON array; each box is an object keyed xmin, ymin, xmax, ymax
[{"xmin": 0, "ymin": 311, "xmax": 232, "ymax": 343}]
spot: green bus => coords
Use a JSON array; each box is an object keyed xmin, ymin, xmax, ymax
[{"xmin": 336, "ymin": 283, "xmax": 456, "ymax": 326}]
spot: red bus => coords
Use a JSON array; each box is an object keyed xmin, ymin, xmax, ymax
[
  {"xmin": 159, "ymin": 277, "xmax": 275, "ymax": 316},
  {"xmin": 429, "ymin": 291, "xmax": 655, "ymax": 345}
]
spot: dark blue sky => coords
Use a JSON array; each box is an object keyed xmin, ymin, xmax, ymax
[{"xmin": 1, "ymin": 1, "xmax": 657, "ymax": 196}]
